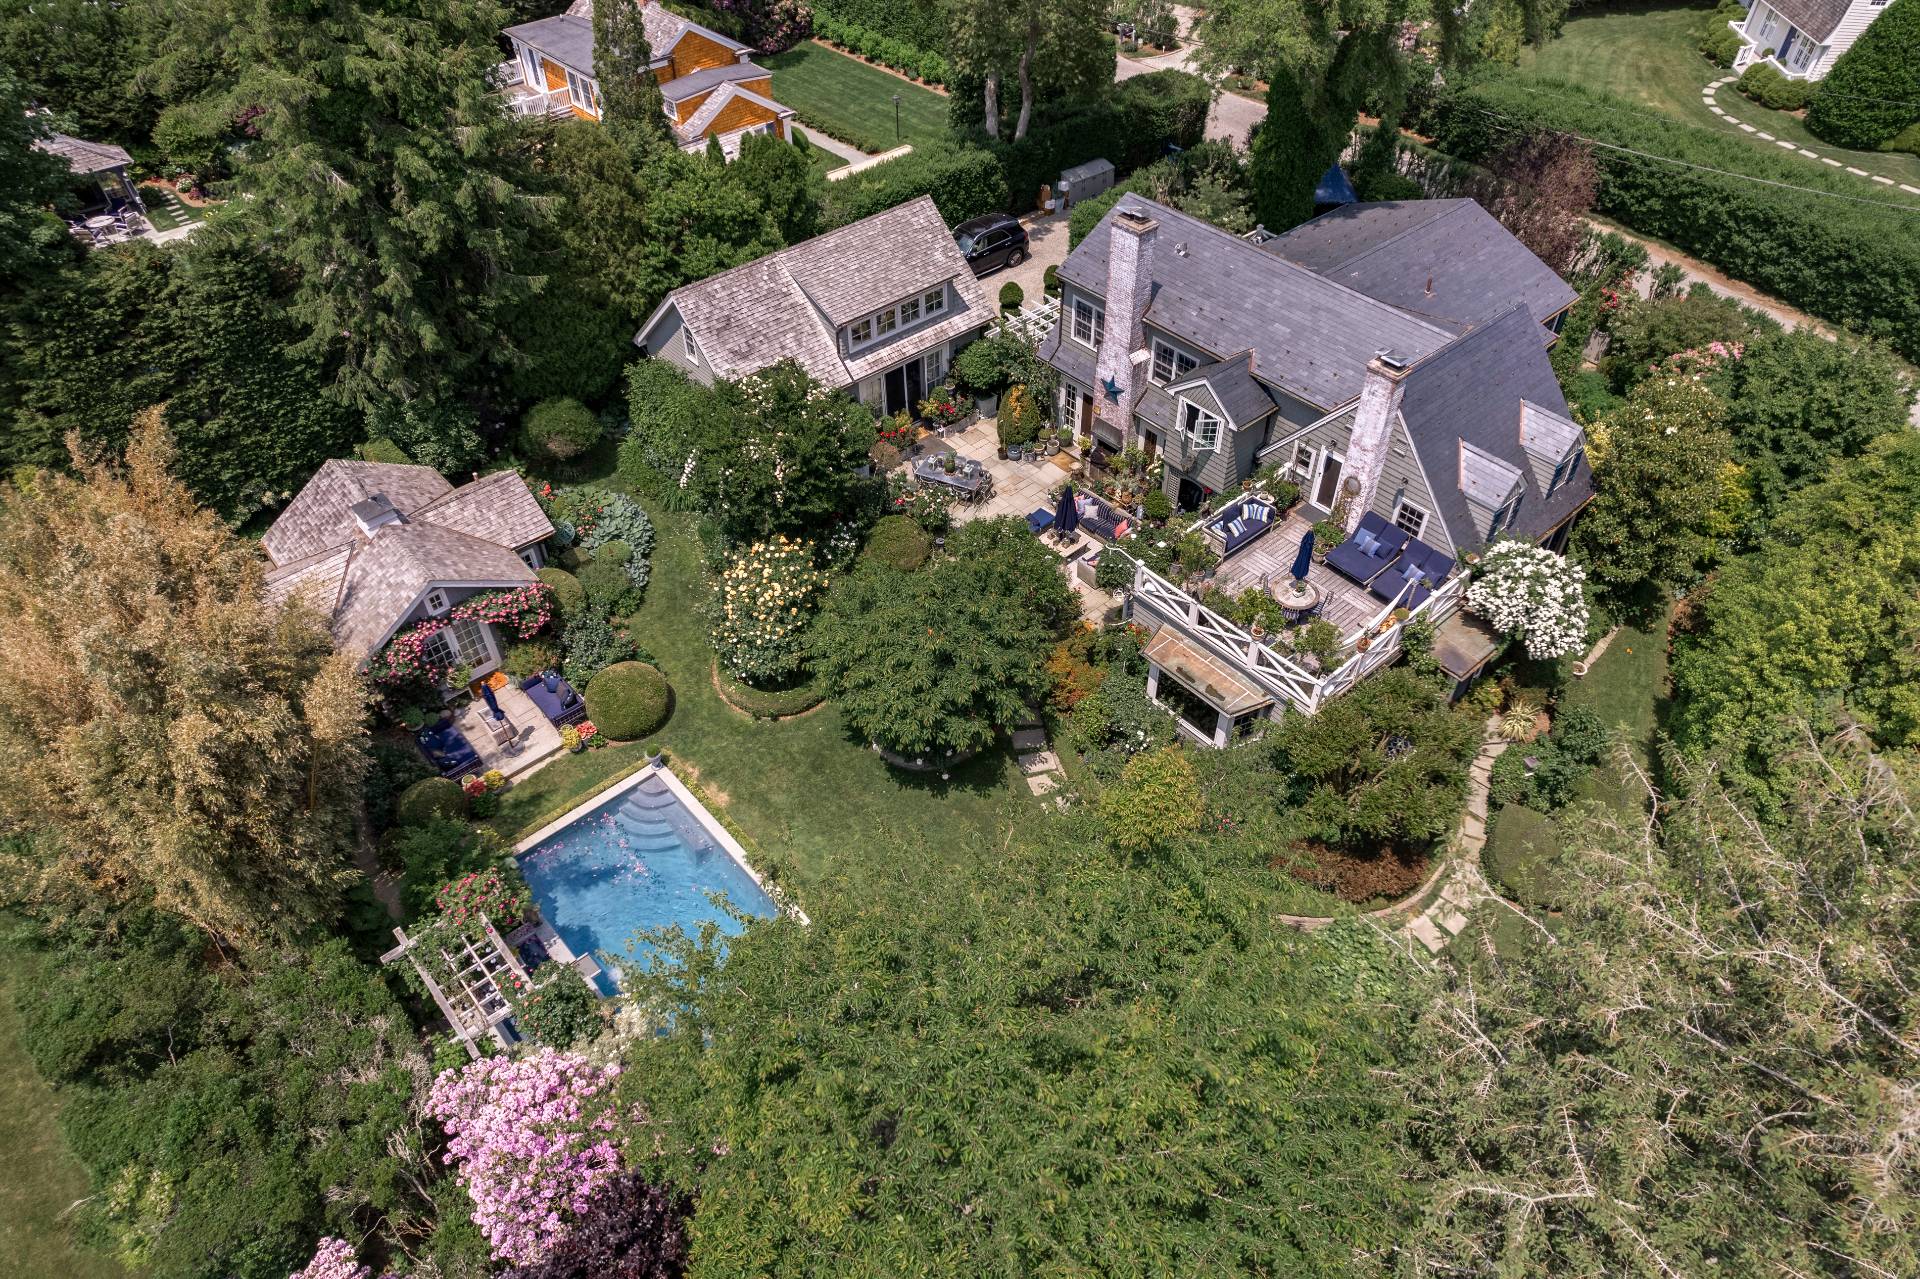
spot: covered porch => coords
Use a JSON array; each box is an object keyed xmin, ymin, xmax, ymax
[{"xmin": 1142, "ymin": 628, "xmax": 1276, "ymax": 747}]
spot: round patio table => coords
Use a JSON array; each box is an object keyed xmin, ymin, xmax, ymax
[
  {"xmin": 1270, "ymin": 576, "xmax": 1322, "ymax": 623},
  {"xmin": 84, "ymin": 215, "xmax": 115, "ymax": 231}
]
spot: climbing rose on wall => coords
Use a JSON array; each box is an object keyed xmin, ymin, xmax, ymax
[
  {"xmin": 1464, "ymin": 540, "xmax": 1590, "ymax": 660},
  {"xmin": 426, "ymin": 1051, "xmax": 625, "ymax": 1264}
]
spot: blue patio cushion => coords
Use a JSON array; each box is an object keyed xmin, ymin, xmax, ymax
[{"xmin": 1352, "ymin": 527, "xmax": 1378, "ymax": 556}]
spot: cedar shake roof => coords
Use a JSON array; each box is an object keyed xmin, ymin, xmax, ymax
[
  {"xmin": 33, "ymin": 132, "xmax": 133, "ymax": 175},
  {"xmin": 1261, "ymin": 200, "xmax": 1578, "ymax": 333},
  {"xmin": 661, "ymin": 61, "xmax": 770, "ymax": 102},
  {"xmin": 674, "ymin": 83, "xmax": 791, "ymax": 144},
  {"xmin": 262, "ymin": 462, "xmax": 554, "ymax": 662},
  {"xmin": 545, "ymin": 0, "xmax": 750, "ymax": 70},
  {"xmin": 638, "ymin": 196, "xmax": 991, "ymax": 387},
  {"xmin": 1766, "ymin": 0, "xmax": 1854, "ymax": 41}
]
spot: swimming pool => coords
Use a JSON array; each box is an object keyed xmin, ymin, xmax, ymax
[{"xmin": 515, "ymin": 766, "xmax": 779, "ymax": 994}]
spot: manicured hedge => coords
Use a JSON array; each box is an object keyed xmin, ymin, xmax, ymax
[
  {"xmin": 537, "ymin": 566, "xmax": 586, "ymax": 620},
  {"xmin": 1428, "ymin": 77, "xmax": 1920, "ymax": 359},
  {"xmin": 812, "ymin": 0, "xmax": 948, "ymax": 53},
  {"xmin": 584, "ymin": 660, "xmax": 674, "ymax": 740},
  {"xmin": 1735, "ymin": 62, "xmax": 1812, "ymax": 112},
  {"xmin": 820, "ymin": 142, "xmax": 1010, "ymax": 229},
  {"xmin": 1807, "ymin": 0, "xmax": 1920, "ymax": 148},
  {"xmin": 713, "ymin": 666, "xmax": 828, "ymax": 718},
  {"xmin": 811, "ymin": 16, "xmax": 950, "ymax": 85},
  {"xmin": 396, "ymin": 776, "xmax": 465, "ymax": 826}
]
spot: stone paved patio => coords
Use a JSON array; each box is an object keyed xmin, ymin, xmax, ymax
[{"xmin": 451, "ymin": 682, "xmax": 565, "ymax": 782}]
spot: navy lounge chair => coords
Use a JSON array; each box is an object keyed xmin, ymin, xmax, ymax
[
  {"xmin": 1213, "ymin": 499, "xmax": 1276, "ymax": 556},
  {"xmin": 1324, "ymin": 512, "xmax": 1409, "ymax": 586},
  {"xmin": 1368, "ymin": 537, "xmax": 1456, "ymax": 608},
  {"xmin": 417, "ymin": 720, "xmax": 481, "ymax": 778},
  {"xmin": 521, "ymin": 672, "xmax": 589, "ymax": 727}
]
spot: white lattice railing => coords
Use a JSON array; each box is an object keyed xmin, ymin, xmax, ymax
[
  {"xmin": 1130, "ymin": 558, "xmax": 1470, "ymax": 715},
  {"xmin": 1005, "ymin": 297, "xmax": 1060, "ymax": 343}
]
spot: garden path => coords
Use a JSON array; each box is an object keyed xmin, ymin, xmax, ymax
[
  {"xmin": 1400, "ymin": 733, "xmax": 1546, "ymax": 953},
  {"xmin": 1699, "ymin": 74, "xmax": 1920, "ymax": 195}
]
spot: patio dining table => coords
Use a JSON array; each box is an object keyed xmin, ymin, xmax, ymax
[{"xmin": 912, "ymin": 455, "xmax": 989, "ymax": 498}]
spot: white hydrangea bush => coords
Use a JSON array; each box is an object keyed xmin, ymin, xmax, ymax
[{"xmin": 1464, "ymin": 540, "xmax": 1590, "ymax": 660}]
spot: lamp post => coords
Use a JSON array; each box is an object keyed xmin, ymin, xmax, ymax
[{"xmin": 892, "ymin": 92, "xmax": 901, "ymax": 143}]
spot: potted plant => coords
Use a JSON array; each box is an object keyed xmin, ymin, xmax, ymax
[
  {"xmin": 942, "ymin": 452, "xmax": 958, "ymax": 475},
  {"xmin": 1391, "ymin": 607, "xmax": 1411, "ymax": 623},
  {"xmin": 1310, "ymin": 519, "xmax": 1345, "ymax": 562}
]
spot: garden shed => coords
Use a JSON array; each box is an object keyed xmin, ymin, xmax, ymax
[{"xmin": 1057, "ymin": 158, "xmax": 1115, "ymax": 209}]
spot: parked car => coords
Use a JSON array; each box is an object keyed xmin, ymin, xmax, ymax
[{"xmin": 954, "ymin": 213, "xmax": 1029, "ymax": 277}]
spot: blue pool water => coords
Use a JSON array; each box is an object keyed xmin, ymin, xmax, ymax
[{"xmin": 517, "ymin": 772, "xmax": 777, "ymax": 994}]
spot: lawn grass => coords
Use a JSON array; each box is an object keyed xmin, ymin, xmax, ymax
[
  {"xmin": 764, "ymin": 41, "xmax": 951, "ymax": 155},
  {"xmin": 493, "ymin": 512, "xmax": 1033, "ymax": 901},
  {"xmin": 1517, "ymin": 4, "xmax": 1920, "ymax": 188},
  {"xmin": 0, "ymin": 969, "xmax": 130, "ymax": 1279}
]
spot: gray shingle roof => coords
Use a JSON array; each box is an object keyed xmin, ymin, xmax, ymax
[
  {"xmin": 504, "ymin": 14, "xmax": 597, "ymax": 71},
  {"xmin": 328, "ymin": 524, "xmax": 538, "ymax": 661},
  {"xmin": 1062, "ymin": 198, "xmax": 1454, "ymax": 408},
  {"xmin": 1167, "ymin": 350, "xmax": 1274, "ymax": 427},
  {"xmin": 262, "ymin": 460, "xmax": 453, "ymax": 565},
  {"xmin": 1396, "ymin": 305, "xmax": 1593, "ymax": 549},
  {"xmin": 558, "ymin": 0, "xmax": 748, "ymax": 64},
  {"xmin": 661, "ymin": 60, "xmax": 770, "ymax": 102},
  {"xmin": 412, "ymin": 470, "xmax": 553, "ymax": 550},
  {"xmin": 1262, "ymin": 200, "xmax": 1578, "ymax": 333},
  {"xmin": 639, "ymin": 196, "xmax": 990, "ymax": 387},
  {"xmin": 33, "ymin": 132, "xmax": 132, "ymax": 176},
  {"xmin": 1458, "ymin": 441, "xmax": 1523, "ymax": 506},
  {"xmin": 1766, "ymin": 0, "xmax": 1853, "ymax": 41}
]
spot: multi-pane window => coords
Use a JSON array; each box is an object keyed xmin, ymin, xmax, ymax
[
  {"xmin": 851, "ymin": 317, "xmax": 873, "ymax": 344},
  {"xmin": 1181, "ymin": 400, "xmax": 1221, "ymax": 451},
  {"xmin": 876, "ymin": 308, "xmax": 897, "ymax": 337},
  {"xmin": 1070, "ymin": 297, "xmax": 1105, "ymax": 347},
  {"xmin": 1062, "ymin": 381, "xmax": 1082, "ymax": 428},
  {"xmin": 1490, "ymin": 492, "xmax": 1523, "ymax": 538},
  {"xmin": 900, "ymin": 296, "xmax": 921, "ymax": 325},
  {"xmin": 1150, "ymin": 340, "xmax": 1197, "ymax": 385},
  {"xmin": 1546, "ymin": 453, "xmax": 1577, "ymax": 497},
  {"xmin": 923, "ymin": 288, "xmax": 947, "ymax": 316},
  {"xmin": 682, "ymin": 329, "xmax": 701, "ymax": 365},
  {"xmin": 421, "ymin": 627, "xmax": 456, "ymax": 672},
  {"xmin": 1393, "ymin": 501, "xmax": 1427, "ymax": 539},
  {"xmin": 849, "ymin": 289, "xmax": 945, "ymax": 352},
  {"xmin": 425, "ymin": 589, "xmax": 450, "ymax": 616}
]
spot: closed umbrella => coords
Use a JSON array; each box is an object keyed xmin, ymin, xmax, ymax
[
  {"xmin": 480, "ymin": 680, "xmax": 504, "ymax": 721},
  {"xmin": 1290, "ymin": 528, "xmax": 1314, "ymax": 583},
  {"xmin": 1054, "ymin": 484, "xmax": 1080, "ymax": 539}
]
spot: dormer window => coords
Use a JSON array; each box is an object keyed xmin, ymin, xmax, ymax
[
  {"xmin": 1546, "ymin": 452, "xmax": 1578, "ymax": 497},
  {"xmin": 1180, "ymin": 399, "xmax": 1221, "ymax": 452},
  {"xmin": 1151, "ymin": 340, "xmax": 1197, "ymax": 386},
  {"xmin": 848, "ymin": 288, "xmax": 944, "ymax": 352},
  {"xmin": 923, "ymin": 287, "xmax": 947, "ymax": 317},
  {"xmin": 1490, "ymin": 492, "xmax": 1523, "ymax": 538},
  {"xmin": 682, "ymin": 329, "xmax": 702, "ymax": 366},
  {"xmin": 424, "ymin": 589, "xmax": 450, "ymax": 617}
]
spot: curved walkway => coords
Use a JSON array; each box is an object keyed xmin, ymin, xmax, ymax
[{"xmin": 1700, "ymin": 75, "xmax": 1920, "ymax": 195}]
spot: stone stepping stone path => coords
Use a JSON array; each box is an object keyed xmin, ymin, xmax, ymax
[
  {"xmin": 1400, "ymin": 734, "xmax": 1512, "ymax": 953},
  {"xmin": 1012, "ymin": 718, "xmax": 1067, "ymax": 797},
  {"xmin": 1701, "ymin": 75, "xmax": 1920, "ymax": 196}
]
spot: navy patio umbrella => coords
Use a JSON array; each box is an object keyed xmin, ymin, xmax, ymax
[
  {"xmin": 480, "ymin": 680, "xmax": 504, "ymax": 721},
  {"xmin": 1290, "ymin": 528, "xmax": 1314, "ymax": 583},
  {"xmin": 1054, "ymin": 484, "xmax": 1080, "ymax": 539}
]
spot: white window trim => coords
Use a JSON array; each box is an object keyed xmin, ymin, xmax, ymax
[
  {"xmin": 848, "ymin": 291, "xmax": 943, "ymax": 354},
  {"xmin": 1491, "ymin": 492, "xmax": 1523, "ymax": 537},
  {"xmin": 1150, "ymin": 339, "xmax": 1197, "ymax": 387},
  {"xmin": 424, "ymin": 589, "xmax": 450, "ymax": 617},
  {"xmin": 1070, "ymin": 297, "xmax": 1105, "ymax": 349},
  {"xmin": 1546, "ymin": 451, "xmax": 1577, "ymax": 497},
  {"xmin": 1180, "ymin": 398, "xmax": 1221, "ymax": 452},
  {"xmin": 518, "ymin": 546, "xmax": 543, "ymax": 571},
  {"xmin": 682, "ymin": 328, "xmax": 701, "ymax": 366},
  {"xmin": 1393, "ymin": 500, "xmax": 1428, "ymax": 539},
  {"xmin": 923, "ymin": 287, "xmax": 947, "ymax": 317}
]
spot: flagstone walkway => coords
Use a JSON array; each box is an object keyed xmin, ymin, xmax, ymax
[
  {"xmin": 1700, "ymin": 75, "xmax": 1920, "ymax": 196},
  {"xmin": 1401, "ymin": 733, "xmax": 1530, "ymax": 953}
]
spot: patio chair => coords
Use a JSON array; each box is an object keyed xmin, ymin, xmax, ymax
[
  {"xmin": 1324, "ymin": 512, "xmax": 1409, "ymax": 586},
  {"xmin": 1367, "ymin": 538, "xmax": 1456, "ymax": 608},
  {"xmin": 520, "ymin": 671, "xmax": 589, "ymax": 727},
  {"xmin": 416, "ymin": 719, "xmax": 481, "ymax": 778}
]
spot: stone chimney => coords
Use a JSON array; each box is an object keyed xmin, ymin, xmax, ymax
[
  {"xmin": 1093, "ymin": 206, "xmax": 1157, "ymax": 436},
  {"xmin": 1342, "ymin": 352, "xmax": 1412, "ymax": 533}
]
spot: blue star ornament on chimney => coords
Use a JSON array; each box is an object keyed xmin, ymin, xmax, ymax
[{"xmin": 1101, "ymin": 374, "xmax": 1123, "ymax": 402}]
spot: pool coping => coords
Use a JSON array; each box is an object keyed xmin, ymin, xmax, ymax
[{"xmin": 513, "ymin": 761, "xmax": 809, "ymax": 927}]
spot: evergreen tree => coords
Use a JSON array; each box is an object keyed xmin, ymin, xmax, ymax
[
  {"xmin": 0, "ymin": 413, "xmax": 368, "ymax": 948},
  {"xmin": 591, "ymin": 0, "xmax": 671, "ymax": 156},
  {"xmin": 0, "ymin": 66, "xmax": 78, "ymax": 285},
  {"xmin": 1249, "ymin": 62, "xmax": 1332, "ymax": 232},
  {"xmin": 228, "ymin": 0, "xmax": 539, "ymax": 464}
]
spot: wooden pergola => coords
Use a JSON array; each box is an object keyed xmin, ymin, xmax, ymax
[{"xmin": 381, "ymin": 914, "xmax": 530, "ymax": 1058}]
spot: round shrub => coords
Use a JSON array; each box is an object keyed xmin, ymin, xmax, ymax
[
  {"xmin": 502, "ymin": 637, "xmax": 561, "ymax": 679},
  {"xmin": 999, "ymin": 280, "xmax": 1025, "ymax": 311},
  {"xmin": 520, "ymin": 397, "xmax": 603, "ymax": 463},
  {"xmin": 1043, "ymin": 264, "xmax": 1061, "ymax": 295},
  {"xmin": 593, "ymin": 539, "xmax": 632, "ymax": 568},
  {"xmin": 396, "ymin": 776, "xmax": 465, "ymax": 827},
  {"xmin": 584, "ymin": 661, "xmax": 673, "ymax": 740},
  {"xmin": 577, "ymin": 557, "xmax": 635, "ymax": 613},
  {"xmin": 537, "ymin": 567, "xmax": 586, "ymax": 620},
  {"xmin": 861, "ymin": 514, "xmax": 934, "ymax": 572}
]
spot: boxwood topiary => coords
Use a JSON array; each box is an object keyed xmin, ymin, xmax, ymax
[
  {"xmin": 537, "ymin": 567, "xmax": 586, "ymax": 621},
  {"xmin": 520, "ymin": 397, "xmax": 603, "ymax": 463},
  {"xmin": 396, "ymin": 776, "xmax": 465, "ymax": 827},
  {"xmin": 584, "ymin": 661, "xmax": 673, "ymax": 739},
  {"xmin": 861, "ymin": 514, "xmax": 934, "ymax": 571},
  {"xmin": 999, "ymin": 280, "xmax": 1025, "ymax": 312},
  {"xmin": 577, "ymin": 557, "xmax": 635, "ymax": 613}
]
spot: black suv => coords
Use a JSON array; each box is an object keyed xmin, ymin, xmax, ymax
[{"xmin": 954, "ymin": 213, "xmax": 1029, "ymax": 277}]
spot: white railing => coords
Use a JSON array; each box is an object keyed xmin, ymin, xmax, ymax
[
  {"xmin": 1006, "ymin": 296, "xmax": 1060, "ymax": 343},
  {"xmin": 505, "ymin": 88, "xmax": 571, "ymax": 118},
  {"xmin": 1130, "ymin": 557, "xmax": 1471, "ymax": 715},
  {"xmin": 491, "ymin": 60, "xmax": 526, "ymax": 89}
]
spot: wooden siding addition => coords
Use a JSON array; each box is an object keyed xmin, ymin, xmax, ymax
[
  {"xmin": 669, "ymin": 30, "xmax": 740, "ymax": 78},
  {"xmin": 540, "ymin": 57, "xmax": 569, "ymax": 92},
  {"xmin": 706, "ymin": 95, "xmax": 779, "ymax": 135}
]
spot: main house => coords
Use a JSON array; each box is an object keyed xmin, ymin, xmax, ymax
[
  {"xmin": 633, "ymin": 195, "xmax": 995, "ymax": 417},
  {"xmin": 1041, "ymin": 196, "xmax": 1594, "ymax": 745},
  {"xmin": 498, "ymin": 0, "xmax": 795, "ymax": 157},
  {"xmin": 1728, "ymin": 0, "xmax": 1895, "ymax": 80},
  {"xmin": 262, "ymin": 461, "xmax": 553, "ymax": 679}
]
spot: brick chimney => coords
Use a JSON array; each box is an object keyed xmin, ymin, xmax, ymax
[
  {"xmin": 1093, "ymin": 206, "xmax": 1157, "ymax": 437},
  {"xmin": 1342, "ymin": 352, "xmax": 1411, "ymax": 533}
]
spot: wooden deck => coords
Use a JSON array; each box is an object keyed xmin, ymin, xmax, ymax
[{"xmin": 1211, "ymin": 510, "xmax": 1384, "ymax": 638}]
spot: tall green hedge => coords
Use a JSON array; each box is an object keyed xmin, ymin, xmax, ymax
[
  {"xmin": 821, "ymin": 142, "xmax": 1010, "ymax": 229},
  {"xmin": 812, "ymin": 0, "xmax": 948, "ymax": 54},
  {"xmin": 1806, "ymin": 0, "xmax": 1920, "ymax": 149},
  {"xmin": 1428, "ymin": 77, "xmax": 1920, "ymax": 360}
]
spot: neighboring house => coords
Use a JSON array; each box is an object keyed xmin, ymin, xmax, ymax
[
  {"xmin": 1730, "ymin": 0, "xmax": 1894, "ymax": 79},
  {"xmin": 498, "ymin": 0, "xmax": 796, "ymax": 158},
  {"xmin": 33, "ymin": 131, "xmax": 143, "ymax": 211},
  {"xmin": 262, "ymin": 461, "xmax": 554, "ymax": 679},
  {"xmin": 634, "ymin": 195, "xmax": 995, "ymax": 417},
  {"xmin": 1041, "ymin": 196, "xmax": 1594, "ymax": 743}
]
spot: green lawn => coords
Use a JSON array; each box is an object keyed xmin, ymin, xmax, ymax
[
  {"xmin": 0, "ymin": 969, "xmax": 131, "ymax": 1279},
  {"xmin": 494, "ymin": 512, "xmax": 1034, "ymax": 901},
  {"xmin": 764, "ymin": 41, "xmax": 950, "ymax": 155},
  {"xmin": 1517, "ymin": 4, "xmax": 1920, "ymax": 188}
]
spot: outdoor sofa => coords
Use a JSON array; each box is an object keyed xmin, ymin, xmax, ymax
[
  {"xmin": 1324, "ymin": 511, "xmax": 1409, "ymax": 586},
  {"xmin": 520, "ymin": 672, "xmax": 589, "ymax": 727},
  {"xmin": 1210, "ymin": 497, "xmax": 1277, "ymax": 556},
  {"xmin": 1075, "ymin": 492, "xmax": 1131, "ymax": 542}
]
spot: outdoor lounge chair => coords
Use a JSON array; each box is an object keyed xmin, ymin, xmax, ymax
[
  {"xmin": 1367, "ymin": 536, "xmax": 1456, "ymax": 608},
  {"xmin": 1074, "ymin": 492, "xmax": 1131, "ymax": 542},
  {"xmin": 1324, "ymin": 512, "xmax": 1409, "ymax": 586},
  {"xmin": 417, "ymin": 719, "xmax": 481, "ymax": 778},
  {"xmin": 521, "ymin": 671, "xmax": 589, "ymax": 727},
  {"xmin": 1214, "ymin": 499, "xmax": 1276, "ymax": 556}
]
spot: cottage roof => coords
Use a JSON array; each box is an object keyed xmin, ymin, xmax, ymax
[
  {"xmin": 1167, "ymin": 350, "xmax": 1274, "ymax": 427},
  {"xmin": 1764, "ymin": 0, "xmax": 1854, "ymax": 41},
  {"xmin": 661, "ymin": 61, "xmax": 770, "ymax": 102},
  {"xmin": 1262, "ymin": 200, "xmax": 1578, "ymax": 333},
  {"xmin": 639, "ymin": 196, "xmax": 989, "ymax": 387},
  {"xmin": 1396, "ymin": 305, "xmax": 1593, "ymax": 548},
  {"xmin": 33, "ymin": 131, "xmax": 133, "ymax": 176},
  {"xmin": 1062, "ymin": 198, "xmax": 1454, "ymax": 408},
  {"xmin": 412, "ymin": 469, "xmax": 553, "ymax": 551},
  {"xmin": 556, "ymin": 0, "xmax": 749, "ymax": 65},
  {"xmin": 674, "ymin": 82, "xmax": 789, "ymax": 144},
  {"xmin": 262, "ymin": 460, "xmax": 454, "ymax": 565},
  {"xmin": 504, "ymin": 14, "xmax": 598, "ymax": 71},
  {"xmin": 329, "ymin": 524, "xmax": 537, "ymax": 661}
]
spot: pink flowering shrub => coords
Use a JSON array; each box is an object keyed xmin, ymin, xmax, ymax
[
  {"xmin": 434, "ymin": 865, "xmax": 530, "ymax": 929},
  {"xmin": 426, "ymin": 1052, "xmax": 625, "ymax": 1264},
  {"xmin": 368, "ymin": 585, "xmax": 556, "ymax": 685},
  {"xmin": 288, "ymin": 1237, "xmax": 384, "ymax": 1279}
]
